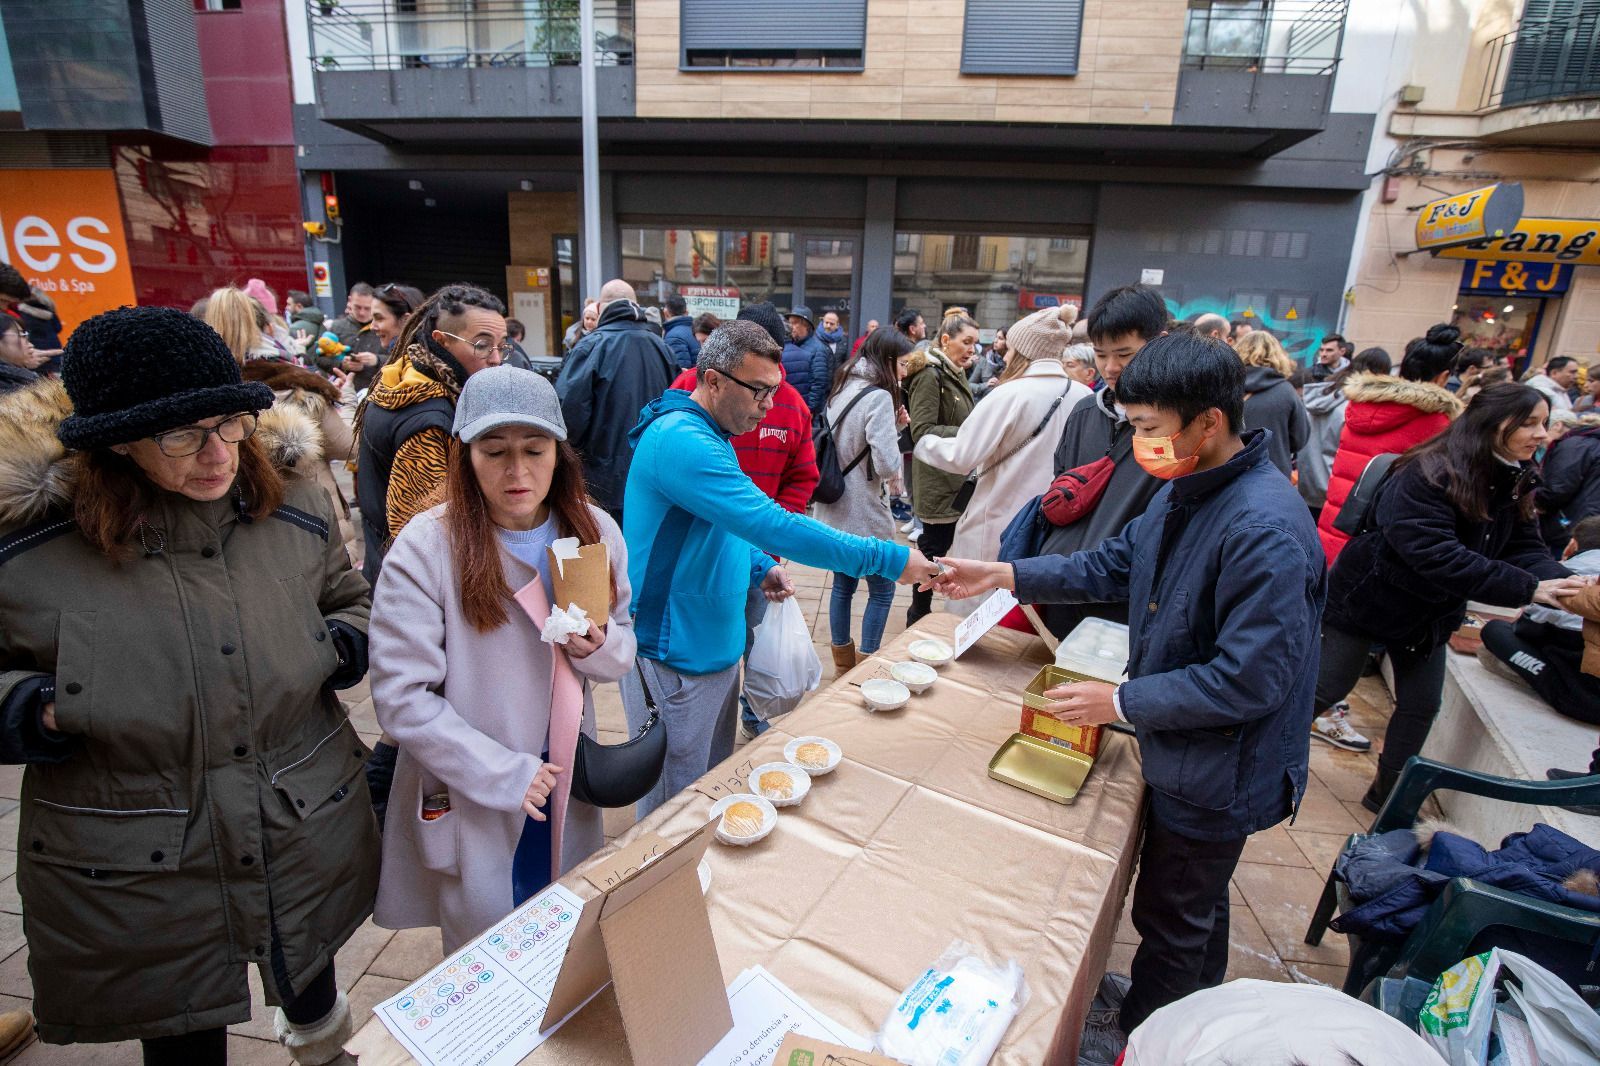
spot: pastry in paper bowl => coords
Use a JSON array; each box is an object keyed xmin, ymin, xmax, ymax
[
  {"xmin": 784, "ymin": 736, "xmax": 842, "ymax": 776},
  {"xmin": 710, "ymin": 794, "xmax": 778, "ymax": 846},
  {"xmin": 747, "ymin": 762, "xmax": 812, "ymax": 807},
  {"xmin": 890, "ymin": 661, "xmax": 937, "ymax": 693},
  {"xmin": 908, "ymin": 639, "xmax": 954, "ymax": 667},
  {"xmin": 861, "ymin": 678, "xmax": 911, "ymax": 712}
]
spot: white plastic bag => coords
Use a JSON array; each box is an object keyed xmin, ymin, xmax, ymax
[
  {"xmin": 878, "ymin": 941, "xmax": 1029, "ymax": 1066},
  {"xmin": 1419, "ymin": 948, "xmax": 1600, "ymax": 1066},
  {"xmin": 743, "ymin": 598, "xmax": 822, "ymax": 721}
]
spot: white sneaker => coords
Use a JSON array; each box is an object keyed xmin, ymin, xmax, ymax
[
  {"xmin": 899, "ymin": 518, "xmax": 919, "ymax": 535},
  {"xmin": 1311, "ymin": 704, "xmax": 1371, "ymax": 752}
]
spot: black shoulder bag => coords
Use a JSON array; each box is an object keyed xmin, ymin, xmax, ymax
[{"xmin": 569, "ymin": 663, "xmax": 668, "ymax": 808}]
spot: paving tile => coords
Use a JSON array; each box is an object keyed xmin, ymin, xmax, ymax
[
  {"xmin": 1341, "ymin": 800, "xmax": 1379, "ymax": 833},
  {"xmin": 0, "ymin": 768, "xmax": 21, "ymax": 803},
  {"xmin": 1231, "ymin": 861, "xmax": 1351, "ymax": 968},
  {"xmin": 1286, "ymin": 961, "xmax": 1347, "ymax": 987},
  {"xmin": 1225, "ymin": 904, "xmax": 1291, "ymax": 982},
  {"xmin": 1290, "ymin": 774, "xmax": 1367, "ymax": 837},
  {"xmin": 348, "ymin": 974, "xmax": 410, "ymax": 1033},
  {"xmin": 368, "ymin": 927, "xmax": 443, "ymax": 982},
  {"xmin": 1103, "ymin": 939, "xmax": 1136, "ymax": 976},
  {"xmin": 1240, "ymin": 825, "xmax": 1310, "ymax": 868},
  {"xmin": 227, "ymin": 1034, "xmax": 296, "ymax": 1065},
  {"xmin": 12, "ymin": 1037, "xmax": 141, "ymax": 1064},
  {"xmin": 1287, "ymin": 830, "xmax": 1349, "ymax": 877},
  {"xmin": 0, "ymin": 948, "xmax": 30, "ymax": 1000},
  {"xmin": 335, "ymin": 919, "xmax": 398, "ymax": 989},
  {"xmin": 1309, "ymin": 743, "xmax": 1378, "ymax": 805}
]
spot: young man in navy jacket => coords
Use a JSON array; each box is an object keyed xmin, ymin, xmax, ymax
[{"xmin": 933, "ymin": 333, "xmax": 1326, "ymax": 1056}]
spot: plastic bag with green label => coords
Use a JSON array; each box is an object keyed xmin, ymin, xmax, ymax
[{"xmin": 1419, "ymin": 948, "xmax": 1600, "ymax": 1065}]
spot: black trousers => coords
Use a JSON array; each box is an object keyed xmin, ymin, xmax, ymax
[
  {"xmin": 906, "ymin": 521, "xmax": 956, "ymax": 625},
  {"xmin": 1118, "ymin": 812, "xmax": 1248, "ymax": 1034},
  {"xmin": 141, "ymin": 962, "xmax": 338, "ymax": 1066},
  {"xmin": 1314, "ymin": 625, "xmax": 1448, "ymax": 778},
  {"xmin": 1481, "ymin": 617, "xmax": 1600, "ymax": 725}
]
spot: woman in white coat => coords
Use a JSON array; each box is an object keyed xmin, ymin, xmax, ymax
[
  {"xmin": 812, "ymin": 327, "xmax": 916, "ymax": 672},
  {"xmin": 370, "ymin": 366, "xmax": 636, "ymax": 952},
  {"xmin": 913, "ymin": 304, "xmax": 1088, "ymax": 615}
]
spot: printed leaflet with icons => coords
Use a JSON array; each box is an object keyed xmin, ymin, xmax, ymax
[{"xmin": 373, "ymin": 882, "xmax": 588, "ymax": 1066}]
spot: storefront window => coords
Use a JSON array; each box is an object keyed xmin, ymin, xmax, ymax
[
  {"xmin": 892, "ymin": 232, "xmax": 1089, "ymax": 336},
  {"xmin": 619, "ymin": 227, "xmax": 796, "ymax": 321},
  {"xmin": 1452, "ymin": 294, "xmax": 1544, "ymax": 366}
]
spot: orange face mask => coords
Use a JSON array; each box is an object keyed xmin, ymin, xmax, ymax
[{"xmin": 1131, "ymin": 419, "xmax": 1212, "ymax": 480}]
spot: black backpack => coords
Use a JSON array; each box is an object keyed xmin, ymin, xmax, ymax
[
  {"xmin": 811, "ymin": 386, "xmax": 881, "ymax": 505},
  {"xmin": 1333, "ymin": 452, "xmax": 1400, "ymax": 538}
]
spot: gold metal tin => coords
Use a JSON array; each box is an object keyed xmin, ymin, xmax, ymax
[
  {"xmin": 1022, "ymin": 664, "xmax": 1098, "ymax": 709},
  {"xmin": 987, "ymin": 733, "xmax": 1095, "ymax": 805}
]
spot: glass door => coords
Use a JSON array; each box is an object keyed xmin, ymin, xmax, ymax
[{"xmin": 798, "ymin": 232, "xmax": 860, "ymax": 339}]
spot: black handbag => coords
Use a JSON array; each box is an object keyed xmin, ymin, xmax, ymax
[{"xmin": 568, "ymin": 663, "xmax": 668, "ymax": 808}]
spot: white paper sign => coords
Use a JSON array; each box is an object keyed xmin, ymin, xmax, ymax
[
  {"xmin": 696, "ymin": 967, "xmax": 871, "ymax": 1066},
  {"xmin": 1139, "ymin": 268, "xmax": 1164, "ymax": 286},
  {"xmin": 953, "ymin": 588, "xmax": 1020, "ymax": 660},
  {"xmin": 373, "ymin": 882, "xmax": 588, "ymax": 1066},
  {"xmin": 512, "ymin": 290, "xmax": 549, "ymax": 356}
]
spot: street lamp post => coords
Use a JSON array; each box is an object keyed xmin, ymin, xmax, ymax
[{"xmin": 579, "ymin": 0, "xmax": 602, "ymax": 297}]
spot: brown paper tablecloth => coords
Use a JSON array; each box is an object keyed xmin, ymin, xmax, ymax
[{"xmin": 349, "ymin": 615, "xmax": 1146, "ymax": 1065}]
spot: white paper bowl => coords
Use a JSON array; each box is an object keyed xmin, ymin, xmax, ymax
[
  {"xmin": 710, "ymin": 794, "xmax": 777, "ymax": 846},
  {"xmin": 861, "ymin": 678, "xmax": 911, "ymax": 712},
  {"xmin": 747, "ymin": 762, "xmax": 812, "ymax": 807},
  {"xmin": 890, "ymin": 661, "xmax": 938, "ymax": 693},
  {"xmin": 784, "ymin": 736, "xmax": 843, "ymax": 776},
  {"xmin": 908, "ymin": 639, "xmax": 954, "ymax": 668}
]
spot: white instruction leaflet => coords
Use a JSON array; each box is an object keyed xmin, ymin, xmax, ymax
[
  {"xmin": 953, "ymin": 588, "xmax": 1020, "ymax": 660},
  {"xmin": 373, "ymin": 882, "xmax": 591, "ymax": 1066},
  {"xmin": 697, "ymin": 966, "xmax": 872, "ymax": 1066}
]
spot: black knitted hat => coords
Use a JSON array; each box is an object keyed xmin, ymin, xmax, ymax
[
  {"xmin": 737, "ymin": 301, "xmax": 790, "ymax": 351},
  {"xmin": 57, "ymin": 306, "xmax": 276, "ymax": 450}
]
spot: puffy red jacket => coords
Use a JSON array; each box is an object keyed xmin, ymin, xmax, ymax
[
  {"xmin": 668, "ymin": 367, "xmax": 818, "ymax": 513},
  {"xmin": 1317, "ymin": 373, "xmax": 1462, "ymax": 563}
]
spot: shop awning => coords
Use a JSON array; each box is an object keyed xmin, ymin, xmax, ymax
[
  {"xmin": 1415, "ymin": 183, "xmax": 1524, "ymax": 252},
  {"xmin": 1435, "ymin": 217, "xmax": 1600, "ymax": 266}
]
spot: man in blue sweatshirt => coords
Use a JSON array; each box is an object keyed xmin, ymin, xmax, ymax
[
  {"xmin": 623, "ymin": 320, "xmax": 938, "ymax": 815},
  {"xmin": 931, "ymin": 333, "xmax": 1326, "ymax": 1063}
]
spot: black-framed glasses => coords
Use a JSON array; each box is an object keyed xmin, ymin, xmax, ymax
[
  {"xmin": 437, "ymin": 330, "xmax": 515, "ymax": 360},
  {"xmin": 711, "ymin": 367, "xmax": 780, "ymax": 404},
  {"xmin": 150, "ymin": 413, "xmax": 259, "ymax": 458}
]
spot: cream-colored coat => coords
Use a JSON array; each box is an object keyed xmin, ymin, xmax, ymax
[
  {"xmin": 914, "ymin": 360, "xmax": 1087, "ymax": 614},
  {"xmin": 370, "ymin": 504, "xmax": 636, "ymax": 951}
]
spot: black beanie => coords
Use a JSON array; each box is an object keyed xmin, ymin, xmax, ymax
[
  {"xmin": 737, "ymin": 301, "xmax": 790, "ymax": 350},
  {"xmin": 57, "ymin": 306, "xmax": 276, "ymax": 450}
]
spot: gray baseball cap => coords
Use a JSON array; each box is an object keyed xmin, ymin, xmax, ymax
[{"xmin": 452, "ymin": 365, "xmax": 568, "ymax": 443}]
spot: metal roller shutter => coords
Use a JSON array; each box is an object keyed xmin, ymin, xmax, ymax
[
  {"xmin": 961, "ymin": 0, "xmax": 1083, "ymax": 76},
  {"xmin": 680, "ymin": 0, "xmax": 866, "ymax": 52}
]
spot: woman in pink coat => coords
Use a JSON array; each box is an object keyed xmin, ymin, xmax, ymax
[{"xmin": 370, "ymin": 366, "xmax": 636, "ymax": 952}]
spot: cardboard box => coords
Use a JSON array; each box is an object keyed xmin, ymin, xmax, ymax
[
  {"xmin": 774, "ymin": 1033, "xmax": 902, "ymax": 1066},
  {"xmin": 1020, "ymin": 664, "xmax": 1103, "ymax": 758}
]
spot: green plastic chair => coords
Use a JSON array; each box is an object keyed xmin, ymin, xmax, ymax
[{"xmin": 1302, "ymin": 755, "xmax": 1600, "ymax": 996}]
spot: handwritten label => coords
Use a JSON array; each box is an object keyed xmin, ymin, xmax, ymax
[
  {"xmin": 845, "ymin": 661, "xmax": 894, "ymax": 688},
  {"xmin": 953, "ymin": 588, "xmax": 1019, "ymax": 659},
  {"xmin": 582, "ymin": 832, "xmax": 670, "ymax": 892},
  {"xmin": 692, "ymin": 758, "xmax": 756, "ymax": 802}
]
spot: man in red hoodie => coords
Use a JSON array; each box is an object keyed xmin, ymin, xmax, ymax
[{"xmin": 670, "ymin": 300, "xmax": 821, "ymax": 738}]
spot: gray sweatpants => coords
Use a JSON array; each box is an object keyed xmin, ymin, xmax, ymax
[{"xmin": 621, "ymin": 658, "xmax": 741, "ymax": 819}]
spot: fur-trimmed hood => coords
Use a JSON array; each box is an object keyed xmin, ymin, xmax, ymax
[
  {"xmin": 0, "ymin": 378, "xmax": 323, "ymax": 528},
  {"xmin": 1341, "ymin": 372, "xmax": 1463, "ymax": 436},
  {"xmin": 242, "ymin": 359, "xmax": 343, "ymax": 406}
]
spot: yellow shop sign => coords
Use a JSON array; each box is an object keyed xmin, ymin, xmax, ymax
[
  {"xmin": 1436, "ymin": 218, "xmax": 1600, "ymax": 267},
  {"xmin": 1415, "ymin": 183, "xmax": 1524, "ymax": 251}
]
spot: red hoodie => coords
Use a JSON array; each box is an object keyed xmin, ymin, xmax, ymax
[
  {"xmin": 669, "ymin": 367, "xmax": 819, "ymax": 513},
  {"xmin": 1317, "ymin": 373, "xmax": 1462, "ymax": 563}
]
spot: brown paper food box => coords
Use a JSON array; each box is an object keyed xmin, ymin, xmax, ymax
[
  {"xmin": 774, "ymin": 1033, "xmax": 903, "ymax": 1066},
  {"xmin": 542, "ymin": 818, "xmax": 732, "ymax": 1065},
  {"xmin": 547, "ymin": 541, "xmax": 610, "ymax": 621}
]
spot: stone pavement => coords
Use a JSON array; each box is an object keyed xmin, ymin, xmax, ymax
[{"xmin": 0, "ymin": 563, "xmax": 1395, "ymax": 1063}]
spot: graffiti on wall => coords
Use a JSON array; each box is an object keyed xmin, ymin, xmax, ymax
[{"xmin": 1162, "ymin": 295, "xmax": 1336, "ymax": 365}]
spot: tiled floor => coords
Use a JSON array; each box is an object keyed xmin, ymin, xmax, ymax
[{"xmin": 3, "ymin": 561, "xmax": 1392, "ymax": 1062}]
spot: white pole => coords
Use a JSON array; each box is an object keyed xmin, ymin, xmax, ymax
[{"xmin": 579, "ymin": 0, "xmax": 602, "ymax": 298}]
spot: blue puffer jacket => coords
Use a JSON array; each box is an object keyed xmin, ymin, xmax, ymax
[
  {"xmin": 1013, "ymin": 431, "xmax": 1327, "ymax": 841},
  {"xmin": 663, "ymin": 314, "xmax": 701, "ymax": 370},
  {"xmin": 1333, "ymin": 823, "xmax": 1600, "ymax": 942},
  {"xmin": 782, "ymin": 331, "xmax": 834, "ymax": 414}
]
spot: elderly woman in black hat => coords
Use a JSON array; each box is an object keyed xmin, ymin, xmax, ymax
[{"xmin": 0, "ymin": 307, "xmax": 377, "ymax": 1065}]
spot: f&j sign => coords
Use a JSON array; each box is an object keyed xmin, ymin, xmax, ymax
[{"xmin": 1414, "ymin": 183, "xmax": 1524, "ymax": 252}]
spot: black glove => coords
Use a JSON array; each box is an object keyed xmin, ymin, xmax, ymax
[
  {"xmin": 0, "ymin": 674, "xmax": 79, "ymax": 764},
  {"xmin": 326, "ymin": 620, "xmax": 369, "ymax": 691}
]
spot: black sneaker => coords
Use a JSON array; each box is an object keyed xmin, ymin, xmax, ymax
[
  {"xmin": 1546, "ymin": 767, "xmax": 1600, "ymax": 816},
  {"xmin": 1079, "ymin": 973, "xmax": 1131, "ymax": 1066}
]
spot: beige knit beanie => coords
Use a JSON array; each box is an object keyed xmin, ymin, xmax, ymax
[{"xmin": 1006, "ymin": 303, "xmax": 1079, "ymax": 362}]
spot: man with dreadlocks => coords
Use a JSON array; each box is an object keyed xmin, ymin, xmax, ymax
[{"xmin": 356, "ymin": 284, "xmax": 511, "ymax": 584}]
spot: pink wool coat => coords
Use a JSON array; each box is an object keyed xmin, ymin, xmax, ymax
[{"xmin": 369, "ymin": 504, "xmax": 636, "ymax": 951}]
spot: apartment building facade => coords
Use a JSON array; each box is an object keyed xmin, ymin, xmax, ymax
[{"xmin": 294, "ymin": 0, "xmax": 1372, "ymax": 357}]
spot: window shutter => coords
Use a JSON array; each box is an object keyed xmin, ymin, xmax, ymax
[
  {"xmin": 961, "ymin": 0, "xmax": 1083, "ymax": 76},
  {"xmin": 680, "ymin": 0, "xmax": 866, "ymax": 53}
]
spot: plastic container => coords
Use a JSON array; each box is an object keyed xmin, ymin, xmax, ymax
[
  {"xmin": 890, "ymin": 661, "xmax": 937, "ymax": 693},
  {"xmin": 862, "ymin": 678, "xmax": 911, "ymax": 711},
  {"xmin": 908, "ymin": 639, "xmax": 954, "ymax": 668},
  {"xmin": 1053, "ymin": 616, "xmax": 1129, "ymax": 683}
]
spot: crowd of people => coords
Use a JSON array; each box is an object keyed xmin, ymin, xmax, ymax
[{"xmin": 1, "ymin": 256, "xmax": 1599, "ymax": 1066}]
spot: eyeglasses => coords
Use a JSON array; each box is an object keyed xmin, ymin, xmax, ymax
[
  {"xmin": 437, "ymin": 331, "xmax": 515, "ymax": 360},
  {"xmin": 711, "ymin": 368, "xmax": 780, "ymax": 404},
  {"xmin": 150, "ymin": 413, "xmax": 258, "ymax": 458}
]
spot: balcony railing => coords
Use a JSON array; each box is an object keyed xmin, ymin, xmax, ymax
[
  {"xmin": 1480, "ymin": 12, "xmax": 1600, "ymax": 110},
  {"xmin": 1181, "ymin": 0, "xmax": 1346, "ymax": 76},
  {"xmin": 307, "ymin": 0, "xmax": 633, "ymax": 72}
]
